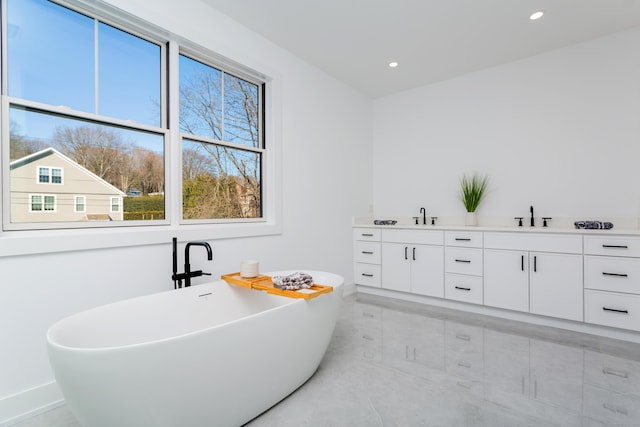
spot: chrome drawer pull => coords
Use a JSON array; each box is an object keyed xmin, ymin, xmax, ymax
[
  {"xmin": 455, "ymin": 238, "xmax": 471, "ymax": 241},
  {"xmin": 361, "ymin": 273, "xmax": 374, "ymax": 277},
  {"xmin": 455, "ymin": 286, "xmax": 471, "ymax": 291},
  {"xmin": 361, "ymin": 233, "xmax": 374, "ymax": 237},
  {"xmin": 603, "ymin": 367, "xmax": 629, "ymax": 379},
  {"xmin": 361, "ymin": 251, "xmax": 374, "ymax": 254},
  {"xmin": 455, "ymin": 333, "xmax": 470, "ymax": 341},
  {"xmin": 602, "ymin": 307, "xmax": 629, "ymax": 314},
  {"xmin": 455, "ymin": 259, "xmax": 471, "ymax": 263},
  {"xmin": 602, "ymin": 244, "xmax": 629, "ymax": 249},
  {"xmin": 602, "ymin": 272, "xmax": 629, "ymax": 278}
]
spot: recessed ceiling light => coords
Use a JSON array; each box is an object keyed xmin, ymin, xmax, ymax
[
  {"xmin": 529, "ymin": 10, "xmax": 544, "ymax": 20},
  {"xmin": 388, "ymin": 61, "xmax": 399, "ymax": 68}
]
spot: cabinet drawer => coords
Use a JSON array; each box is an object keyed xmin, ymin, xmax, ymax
[
  {"xmin": 445, "ymin": 231, "xmax": 483, "ymax": 248},
  {"xmin": 355, "ymin": 241, "xmax": 381, "ymax": 264},
  {"xmin": 445, "ymin": 274, "xmax": 483, "ymax": 305},
  {"xmin": 585, "ymin": 256, "xmax": 640, "ymax": 294},
  {"xmin": 381, "ymin": 229, "xmax": 443, "ymax": 245},
  {"xmin": 445, "ymin": 247, "xmax": 483, "ymax": 275},
  {"xmin": 585, "ymin": 290, "xmax": 640, "ymax": 331},
  {"xmin": 353, "ymin": 228, "xmax": 381, "ymax": 242},
  {"xmin": 584, "ymin": 236, "xmax": 640, "ymax": 258},
  {"xmin": 584, "ymin": 350, "xmax": 640, "ymax": 396},
  {"xmin": 583, "ymin": 383, "xmax": 640, "ymax": 426},
  {"xmin": 484, "ymin": 232, "xmax": 582, "ymax": 254},
  {"xmin": 354, "ymin": 263, "xmax": 381, "ymax": 287}
]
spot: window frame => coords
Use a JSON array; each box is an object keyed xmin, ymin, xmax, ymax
[
  {"xmin": 0, "ymin": 0, "xmax": 282, "ymax": 257},
  {"xmin": 36, "ymin": 166, "xmax": 63, "ymax": 185},
  {"xmin": 178, "ymin": 49, "xmax": 265, "ymax": 224},
  {"xmin": 29, "ymin": 193, "xmax": 56, "ymax": 213},
  {"xmin": 74, "ymin": 195, "xmax": 86, "ymax": 213}
]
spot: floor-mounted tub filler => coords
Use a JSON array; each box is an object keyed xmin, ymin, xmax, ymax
[{"xmin": 46, "ymin": 270, "xmax": 344, "ymax": 427}]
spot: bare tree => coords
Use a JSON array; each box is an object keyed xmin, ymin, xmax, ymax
[
  {"xmin": 180, "ymin": 67, "xmax": 261, "ymax": 218},
  {"xmin": 9, "ymin": 121, "xmax": 47, "ymax": 160},
  {"xmin": 53, "ymin": 126, "xmax": 130, "ymax": 188}
]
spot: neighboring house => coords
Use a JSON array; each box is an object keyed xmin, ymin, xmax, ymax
[{"xmin": 9, "ymin": 147, "xmax": 126, "ymax": 223}]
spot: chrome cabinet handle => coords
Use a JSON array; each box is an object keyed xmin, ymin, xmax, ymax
[
  {"xmin": 455, "ymin": 259, "xmax": 471, "ymax": 263},
  {"xmin": 412, "ymin": 247, "xmax": 416, "ymax": 261},
  {"xmin": 455, "ymin": 286, "xmax": 471, "ymax": 291},
  {"xmin": 455, "ymin": 238, "xmax": 471, "ymax": 241},
  {"xmin": 602, "ymin": 272, "xmax": 628, "ymax": 278},
  {"xmin": 361, "ymin": 251, "xmax": 374, "ymax": 254},
  {"xmin": 361, "ymin": 233, "xmax": 374, "ymax": 237},
  {"xmin": 603, "ymin": 244, "xmax": 628, "ymax": 249},
  {"xmin": 521, "ymin": 255, "xmax": 524, "ymax": 271},
  {"xmin": 361, "ymin": 273, "xmax": 374, "ymax": 277}
]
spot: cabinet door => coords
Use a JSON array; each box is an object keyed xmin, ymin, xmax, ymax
[
  {"xmin": 529, "ymin": 252, "xmax": 583, "ymax": 321},
  {"xmin": 411, "ymin": 244, "xmax": 444, "ymax": 297},
  {"xmin": 484, "ymin": 249, "xmax": 529, "ymax": 312},
  {"xmin": 381, "ymin": 243, "xmax": 411, "ymax": 292}
]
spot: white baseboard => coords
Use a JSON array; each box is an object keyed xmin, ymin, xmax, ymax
[
  {"xmin": 0, "ymin": 382, "xmax": 64, "ymax": 426},
  {"xmin": 342, "ymin": 282, "xmax": 357, "ymax": 297}
]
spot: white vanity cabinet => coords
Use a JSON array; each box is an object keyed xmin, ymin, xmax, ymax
[
  {"xmin": 353, "ymin": 228, "xmax": 382, "ymax": 287},
  {"xmin": 381, "ymin": 229, "xmax": 444, "ymax": 297},
  {"xmin": 444, "ymin": 231, "xmax": 483, "ymax": 304},
  {"xmin": 484, "ymin": 233, "xmax": 583, "ymax": 321},
  {"xmin": 584, "ymin": 235, "xmax": 640, "ymax": 331}
]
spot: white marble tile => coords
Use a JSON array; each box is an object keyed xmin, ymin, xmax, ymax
[{"xmin": 12, "ymin": 293, "xmax": 640, "ymax": 427}]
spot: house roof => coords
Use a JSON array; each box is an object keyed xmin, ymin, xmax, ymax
[{"xmin": 10, "ymin": 147, "xmax": 126, "ymax": 196}]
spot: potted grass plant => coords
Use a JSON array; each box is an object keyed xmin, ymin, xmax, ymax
[{"xmin": 459, "ymin": 173, "xmax": 489, "ymax": 226}]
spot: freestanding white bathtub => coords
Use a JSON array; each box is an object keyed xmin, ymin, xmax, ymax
[{"xmin": 46, "ymin": 270, "xmax": 343, "ymax": 427}]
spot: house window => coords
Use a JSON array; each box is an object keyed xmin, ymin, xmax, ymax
[
  {"xmin": 75, "ymin": 196, "xmax": 86, "ymax": 213},
  {"xmin": 5, "ymin": 0, "xmax": 165, "ymax": 228},
  {"xmin": 51, "ymin": 168, "xmax": 62, "ymax": 184},
  {"xmin": 37, "ymin": 166, "xmax": 63, "ymax": 184},
  {"xmin": 38, "ymin": 167, "xmax": 50, "ymax": 183},
  {"xmin": 179, "ymin": 54, "xmax": 264, "ymax": 221},
  {"xmin": 111, "ymin": 197, "xmax": 121, "ymax": 212},
  {"xmin": 3, "ymin": 0, "xmax": 270, "ymax": 233},
  {"xmin": 30, "ymin": 194, "xmax": 55, "ymax": 212},
  {"xmin": 30, "ymin": 195, "xmax": 42, "ymax": 211}
]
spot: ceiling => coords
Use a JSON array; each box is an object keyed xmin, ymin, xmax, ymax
[{"xmin": 201, "ymin": 0, "xmax": 640, "ymax": 98}]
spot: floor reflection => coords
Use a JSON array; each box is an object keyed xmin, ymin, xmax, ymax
[{"xmin": 331, "ymin": 294, "xmax": 640, "ymax": 427}]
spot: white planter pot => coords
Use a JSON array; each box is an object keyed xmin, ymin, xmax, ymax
[{"xmin": 465, "ymin": 212, "xmax": 478, "ymax": 226}]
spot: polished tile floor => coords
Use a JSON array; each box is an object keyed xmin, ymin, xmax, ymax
[{"xmin": 13, "ymin": 293, "xmax": 640, "ymax": 426}]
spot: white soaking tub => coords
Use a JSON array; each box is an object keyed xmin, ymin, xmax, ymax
[{"xmin": 46, "ymin": 270, "xmax": 344, "ymax": 427}]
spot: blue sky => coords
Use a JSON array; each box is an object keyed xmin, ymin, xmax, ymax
[{"xmin": 7, "ymin": 0, "xmax": 162, "ymax": 153}]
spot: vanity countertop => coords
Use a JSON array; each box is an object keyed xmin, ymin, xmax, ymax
[{"xmin": 352, "ymin": 221, "xmax": 640, "ymax": 236}]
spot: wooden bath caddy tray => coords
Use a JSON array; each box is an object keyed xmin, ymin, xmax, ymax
[{"xmin": 221, "ymin": 273, "xmax": 333, "ymax": 300}]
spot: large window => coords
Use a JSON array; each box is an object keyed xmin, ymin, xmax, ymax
[
  {"xmin": 179, "ymin": 54, "xmax": 263, "ymax": 221},
  {"xmin": 2, "ymin": 0, "xmax": 267, "ymax": 231}
]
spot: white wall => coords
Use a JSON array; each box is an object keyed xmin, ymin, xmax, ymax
[
  {"xmin": 0, "ymin": 0, "xmax": 372, "ymax": 422},
  {"xmin": 373, "ymin": 27, "xmax": 640, "ymax": 228}
]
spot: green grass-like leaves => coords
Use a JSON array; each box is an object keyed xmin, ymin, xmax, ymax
[{"xmin": 459, "ymin": 173, "xmax": 489, "ymax": 213}]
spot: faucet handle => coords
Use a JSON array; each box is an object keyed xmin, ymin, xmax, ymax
[
  {"xmin": 514, "ymin": 217, "xmax": 524, "ymax": 227},
  {"xmin": 542, "ymin": 217, "xmax": 552, "ymax": 227},
  {"xmin": 412, "ymin": 216, "xmax": 419, "ymax": 225},
  {"xmin": 431, "ymin": 216, "xmax": 438, "ymax": 225}
]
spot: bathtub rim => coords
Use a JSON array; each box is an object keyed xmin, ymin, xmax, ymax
[{"xmin": 46, "ymin": 270, "xmax": 343, "ymax": 353}]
